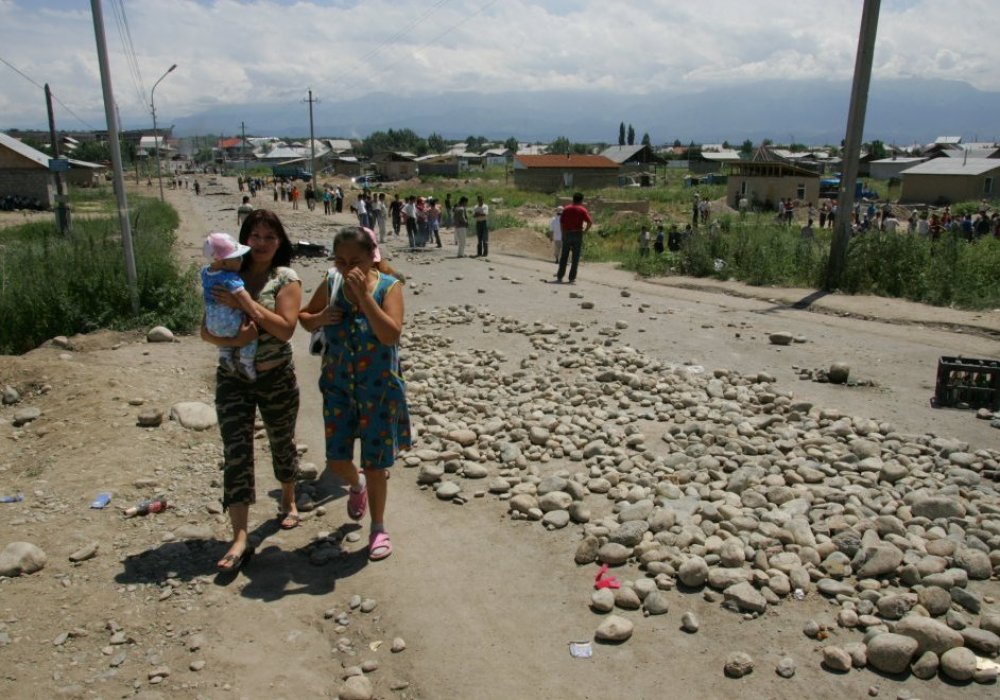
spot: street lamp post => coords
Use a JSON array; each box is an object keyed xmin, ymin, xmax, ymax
[{"xmin": 150, "ymin": 63, "xmax": 177, "ymax": 202}]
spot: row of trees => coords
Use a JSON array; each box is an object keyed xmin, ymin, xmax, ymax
[
  {"xmin": 358, "ymin": 130, "xmax": 521, "ymax": 158},
  {"xmin": 617, "ymin": 121, "xmax": 651, "ymax": 148}
]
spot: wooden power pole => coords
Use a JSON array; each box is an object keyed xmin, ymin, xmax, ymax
[
  {"xmin": 90, "ymin": 0, "xmax": 138, "ymax": 314},
  {"xmin": 44, "ymin": 84, "xmax": 72, "ymax": 235},
  {"xmin": 825, "ymin": 0, "xmax": 881, "ymax": 291}
]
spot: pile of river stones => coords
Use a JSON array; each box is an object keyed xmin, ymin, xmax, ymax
[{"xmin": 401, "ymin": 304, "xmax": 1000, "ymax": 683}]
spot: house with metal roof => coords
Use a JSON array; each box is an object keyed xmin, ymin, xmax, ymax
[
  {"xmin": 726, "ymin": 159, "xmax": 821, "ymax": 211},
  {"xmin": 0, "ymin": 131, "xmax": 56, "ymax": 207},
  {"xmin": 513, "ymin": 154, "xmax": 619, "ymax": 192},
  {"xmin": 869, "ymin": 156, "xmax": 928, "ymax": 181},
  {"xmin": 900, "ymin": 158, "xmax": 1000, "ymax": 204}
]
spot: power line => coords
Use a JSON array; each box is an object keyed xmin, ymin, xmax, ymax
[
  {"xmin": 381, "ymin": 0, "xmax": 499, "ymax": 73},
  {"xmin": 0, "ymin": 55, "xmax": 98, "ymax": 130},
  {"xmin": 109, "ymin": 0, "xmax": 147, "ymax": 110},
  {"xmin": 356, "ymin": 0, "xmax": 451, "ymax": 68}
]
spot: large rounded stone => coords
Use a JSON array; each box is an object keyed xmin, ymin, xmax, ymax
[
  {"xmin": 912, "ymin": 496, "xmax": 966, "ymax": 520},
  {"xmin": 866, "ymin": 633, "xmax": 918, "ymax": 674},
  {"xmin": 538, "ymin": 491, "xmax": 572, "ymax": 513},
  {"xmin": 146, "ymin": 326, "xmax": 175, "ymax": 343},
  {"xmin": 598, "ymin": 543, "xmax": 631, "ymax": 566},
  {"xmin": 338, "ymin": 675, "xmax": 373, "ymax": 700},
  {"xmin": 918, "ymin": 586, "xmax": 952, "ymax": 617},
  {"xmin": 724, "ymin": 652, "xmax": 754, "ymax": 678},
  {"xmin": 591, "ymin": 588, "xmax": 615, "ymax": 613},
  {"xmin": 822, "ymin": 646, "xmax": 852, "ymax": 673},
  {"xmin": 894, "ymin": 615, "xmax": 964, "ymax": 656},
  {"xmin": 911, "ymin": 651, "xmax": 939, "ymax": 680},
  {"xmin": 643, "ymin": 591, "xmax": 670, "ymax": 615},
  {"xmin": 169, "ymin": 402, "xmax": 218, "ymax": 431},
  {"xmin": 0, "ymin": 542, "xmax": 47, "ymax": 577},
  {"xmin": 595, "ymin": 615, "xmax": 633, "ymax": 643},
  {"xmin": 828, "ymin": 362, "xmax": 850, "ymax": 384},
  {"xmin": 678, "ymin": 556, "xmax": 709, "ymax": 588},
  {"xmin": 574, "ymin": 536, "xmax": 601, "ymax": 565},
  {"xmin": 852, "ymin": 544, "xmax": 903, "ymax": 578},
  {"xmin": 609, "ymin": 521, "xmax": 649, "ymax": 547},
  {"xmin": 940, "ymin": 647, "xmax": 977, "ymax": 681}
]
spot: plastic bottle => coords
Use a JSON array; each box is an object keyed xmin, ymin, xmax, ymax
[
  {"xmin": 124, "ymin": 496, "xmax": 168, "ymax": 518},
  {"xmin": 0, "ymin": 494, "xmax": 24, "ymax": 503}
]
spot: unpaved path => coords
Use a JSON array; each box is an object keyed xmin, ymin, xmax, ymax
[{"xmin": 0, "ymin": 177, "xmax": 997, "ymax": 699}]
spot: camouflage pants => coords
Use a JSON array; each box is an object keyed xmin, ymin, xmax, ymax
[{"xmin": 216, "ymin": 361, "xmax": 300, "ymax": 509}]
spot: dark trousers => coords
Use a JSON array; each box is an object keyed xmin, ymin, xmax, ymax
[
  {"xmin": 557, "ymin": 230, "xmax": 584, "ymax": 281},
  {"xmin": 476, "ymin": 221, "xmax": 489, "ymax": 256},
  {"xmin": 406, "ymin": 218, "xmax": 417, "ymax": 247},
  {"xmin": 216, "ymin": 361, "xmax": 300, "ymax": 509}
]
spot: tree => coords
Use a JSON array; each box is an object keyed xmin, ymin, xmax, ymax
[
  {"xmin": 627, "ymin": 124, "xmax": 635, "ymax": 146},
  {"xmin": 72, "ymin": 140, "xmax": 112, "ymax": 163},
  {"xmin": 641, "ymin": 132, "xmax": 651, "ymax": 147},
  {"xmin": 465, "ymin": 135, "xmax": 488, "ymax": 152},
  {"xmin": 740, "ymin": 139, "xmax": 754, "ymax": 155},
  {"xmin": 571, "ymin": 142, "xmax": 591, "ymax": 155},
  {"xmin": 868, "ymin": 139, "xmax": 887, "ymax": 159},
  {"xmin": 360, "ymin": 128, "xmax": 426, "ymax": 158},
  {"xmin": 672, "ymin": 139, "xmax": 682, "ymax": 148},
  {"xmin": 427, "ymin": 132, "xmax": 446, "ymax": 154},
  {"xmin": 504, "ymin": 136, "xmax": 518, "ymax": 153},
  {"xmin": 549, "ymin": 136, "xmax": 572, "ymax": 155},
  {"xmin": 618, "ymin": 122, "xmax": 626, "ymax": 146}
]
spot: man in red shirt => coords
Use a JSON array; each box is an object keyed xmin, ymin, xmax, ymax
[{"xmin": 556, "ymin": 192, "xmax": 593, "ymax": 283}]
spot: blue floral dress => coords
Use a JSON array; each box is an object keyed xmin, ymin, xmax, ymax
[{"xmin": 320, "ymin": 272, "xmax": 411, "ymax": 469}]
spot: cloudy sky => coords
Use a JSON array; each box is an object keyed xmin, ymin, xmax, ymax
[{"xmin": 1, "ymin": 0, "xmax": 997, "ymax": 132}]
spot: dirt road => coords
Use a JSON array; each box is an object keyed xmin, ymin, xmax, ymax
[{"xmin": 1, "ymin": 178, "xmax": 998, "ymax": 699}]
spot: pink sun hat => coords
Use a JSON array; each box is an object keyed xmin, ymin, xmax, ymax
[
  {"xmin": 203, "ymin": 231, "xmax": 251, "ymax": 261},
  {"xmin": 362, "ymin": 227, "xmax": 382, "ymax": 263}
]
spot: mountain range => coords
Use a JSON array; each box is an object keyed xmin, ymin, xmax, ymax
[{"xmin": 166, "ymin": 78, "xmax": 1000, "ymax": 146}]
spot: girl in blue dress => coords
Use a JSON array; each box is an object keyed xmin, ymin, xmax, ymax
[{"xmin": 299, "ymin": 227, "xmax": 410, "ymax": 560}]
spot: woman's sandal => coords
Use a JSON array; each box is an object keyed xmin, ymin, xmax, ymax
[
  {"xmin": 347, "ymin": 485, "xmax": 368, "ymax": 521},
  {"xmin": 278, "ymin": 512, "xmax": 301, "ymax": 530},
  {"xmin": 216, "ymin": 545, "xmax": 254, "ymax": 573},
  {"xmin": 368, "ymin": 531, "xmax": 392, "ymax": 561}
]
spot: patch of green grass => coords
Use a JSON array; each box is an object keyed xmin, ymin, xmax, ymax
[
  {"xmin": 592, "ymin": 213, "xmax": 1000, "ymax": 310},
  {"xmin": 0, "ymin": 197, "xmax": 200, "ymax": 354}
]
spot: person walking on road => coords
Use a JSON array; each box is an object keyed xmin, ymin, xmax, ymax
[
  {"xmin": 453, "ymin": 195, "xmax": 469, "ymax": 258},
  {"xmin": 200, "ymin": 209, "xmax": 303, "ymax": 573},
  {"xmin": 473, "ymin": 194, "xmax": 489, "ymax": 257},
  {"xmin": 556, "ymin": 192, "xmax": 593, "ymax": 283},
  {"xmin": 550, "ymin": 206, "xmax": 563, "ymax": 263},
  {"xmin": 298, "ymin": 227, "xmax": 411, "ymax": 562},
  {"xmin": 237, "ymin": 195, "xmax": 255, "ymax": 227}
]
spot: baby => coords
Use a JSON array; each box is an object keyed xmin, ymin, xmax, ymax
[{"xmin": 201, "ymin": 232, "xmax": 261, "ymax": 378}]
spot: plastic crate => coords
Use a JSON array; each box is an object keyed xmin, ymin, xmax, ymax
[{"xmin": 934, "ymin": 356, "xmax": 1000, "ymax": 410}]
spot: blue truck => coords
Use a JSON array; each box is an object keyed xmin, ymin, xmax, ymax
[{"xmin": 820, "ymin": 177, "xmax": 878, "ymax": 200}]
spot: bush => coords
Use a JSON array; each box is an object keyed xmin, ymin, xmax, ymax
[
  {"xmin": 600, "ymin": 217, "xmax": 1000, "ymax": 310},
  {"xmin": 0, "ymin": 198, "xmax": 200, "ymax": 354}
]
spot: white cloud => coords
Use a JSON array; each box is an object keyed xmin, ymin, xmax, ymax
[{"xmin": 1, "ymin": 0, "xmax": 998, "ymax": 129}]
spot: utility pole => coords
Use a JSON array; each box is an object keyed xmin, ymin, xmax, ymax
[
  {"xmin": 826, "ymin": 0, "xmax": 881, "ymax": 291},
  {"xmin": 240, "ymin": 120, "xmax": 247, "ymax": 172},
  {"xmin": 90, "ymin": 0, "xmax": 138, "ymax": 314},
  {"xmin": 44, "ymin": 84, "xmax": 72, "ymax": 235},
  {"xmin": 303, "ymin": 88, "xmax": 319, "ymax": 182}
]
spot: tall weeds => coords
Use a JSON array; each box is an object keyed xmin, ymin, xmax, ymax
[{"xmin": 0, "ymin": 198, "xmax": 200, "ymax": 354}]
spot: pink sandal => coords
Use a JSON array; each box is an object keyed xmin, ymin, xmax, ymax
[
  {"xmin": 347, "ymin": 485, "xmax": 368, "ymax": 521},
  {"xmin": 369, "ymin": 531, "xmax": 392, "ymax": 561}
]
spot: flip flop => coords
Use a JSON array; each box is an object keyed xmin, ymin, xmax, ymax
[
  {"xmin": 216, "ymin": 546, "xmax": 254, "ymax": 573},
  {"xmin": 278, "ymin": 512, "xmax": 301, "ymax": 530},
  {"xmin": 348, "ymin": 485, "xmax": 368, "ymax": 521},
  {"xmin": 368, "ymin": 531, "xmax": 392, "ymax": 561}
]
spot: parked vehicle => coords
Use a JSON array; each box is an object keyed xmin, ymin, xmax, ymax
[{"xmin": 271, "ymin": 164, "xmax": 312, "ymax": 181}]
